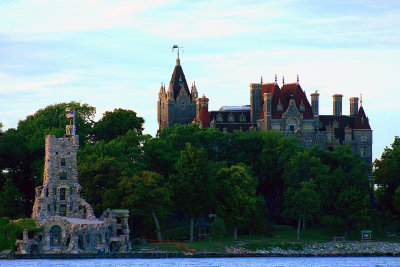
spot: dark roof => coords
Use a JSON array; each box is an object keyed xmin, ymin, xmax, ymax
[
  {"xmin": 319, "ymin": 115, "xmax": 355, "ymax": 142},
  {"xmin": 353, "ymin": 106, "xmax": 371, "ymax": 129},
  {"xmin": 169, "ymin": 63, "xmax": 191, "ymax": 100},
  {"xmin": 257, "ymin": 83, "xmax": 313, "ymax": 120},
  {"xmin": 210, "ymin": 110, "xmax": 252, "ymax": 132},
  {"xmin": 219, "ymin": 106, "xmax": 251, "ymax": 112}
]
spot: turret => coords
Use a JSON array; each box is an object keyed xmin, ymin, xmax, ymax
[
  {"xmin": 332, "ymin": 94, "xmax": 343, "ymax": 115},
  {"xmin": 263, "ymin": 92, "xmax": 272, "ymax": 130},
  {"xmin": 191, "ymin": 82, "xmax": 198, "ymax": 99},
  {"xmin": 349, "ymin": 97, "xmax": 359, "ymax": 116},
  {"xmin": 250, "ymin": 83, "xmax": 262, "ymax": 123}
]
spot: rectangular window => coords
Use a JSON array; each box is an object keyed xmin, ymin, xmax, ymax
[
  {"xmin": 361, "ymin": 134, "xmax": 366, "ymax": 141},
  {"xmin": 60, "ymin": 188, "xmax": 66, "ymax": 201},
  {"xmin": 272, "ymin": 124, "xmax": 280, "ymax": 131},
  {"xmin": 59, "ymin": 172, "xmax": 67, "ymax": 180}
]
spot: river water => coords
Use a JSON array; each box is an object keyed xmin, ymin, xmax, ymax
[{"xmin": 1, "ymin": 257, "xmax": 400, "ymax": 267}]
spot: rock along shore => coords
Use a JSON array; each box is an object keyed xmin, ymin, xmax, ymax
[
  {"xmin": 187, "ymin": 241, "xmax": 400, "ymax": 258},
  {"xmin": 5, "ymin": 241, "xmax": 400, "ymax": 259}
]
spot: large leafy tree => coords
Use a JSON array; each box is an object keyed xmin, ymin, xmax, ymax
[
  {"xmin": 374, "ymin": 136, "xmax": 400, "ymax": 214},
  {"xmin": 92, "ymin": 108, "xmax": 144, "ymax": 143},
  {"xmin": 120, "ymin": 171, "xmax": 172, "ymax": 241},
  {"xmin": 78, "ymin": 130, "xmax": 149, "ymax": 215},
  {"xmin": 283, "ymin": 180, "xmax": 320, "ymax": 240},
  {"xmin": 170, "ymin": 143, "xmax": 218, "ymax": 242},
  {"xmin": 216, "ymin": 164, "xmax": 262, "ymax": 240},
  {"xmin": 0, "ymin": 176, "xmax": 25, "ymax": 219}
]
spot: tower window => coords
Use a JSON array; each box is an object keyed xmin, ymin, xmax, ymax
[
  {"xmin": 60, "ymin": 188, "xmax": 66, "ymax": 201},
  {"xmin": 59, "ymin": 172, "xmax": 67, "ymax": 180},
  {"xmin": 61, "ymin": 158, "xmax": 66, "ymax": 167}
]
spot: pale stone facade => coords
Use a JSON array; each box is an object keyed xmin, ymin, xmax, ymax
[{"xmin": 16, "ymin": 125, "xmax": 131, "ymax": 254}]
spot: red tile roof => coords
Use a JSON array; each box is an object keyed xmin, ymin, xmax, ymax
[
  {"xmin": 198, "ymin": 106, "xmax": 211, "ymax": 128},
  {"xmin": 257, "ymin": 83, "xmax": 313, "ymax": 120},
  {"xmin": 353, "ymin": 106, "xmax": 371, "ymax": 129}
]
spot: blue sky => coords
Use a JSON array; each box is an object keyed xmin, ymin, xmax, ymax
[{"xmin": 0, "ymin": 0, "xmax": 399, "ymax": 161}]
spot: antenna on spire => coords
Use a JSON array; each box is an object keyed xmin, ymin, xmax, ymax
[
  {"xmin": 260, "ymin": 76, "xmax": 263, "ymax": 84},
  {"xmin": 172, "ymin": 45, "xmax": 184, "ymax": 62},
  {"xmin": 275, "ymin": 74, "xmax": 277, "ymax": 84},
  {"xmin": 297, "ymin": 74, "xmax": 299, "ymax": 83},
  {"xmin": 360, "ymin": 93, "xmax": 363, "ymax": 106},
  {"xmin": 282, "ymin": 76, "xmax": 285, "ymax": 85}
]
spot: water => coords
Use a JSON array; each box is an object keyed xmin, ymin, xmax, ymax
[{"xmin": 1, "ymin": 257, "xmax": 400, "ymax": 267}]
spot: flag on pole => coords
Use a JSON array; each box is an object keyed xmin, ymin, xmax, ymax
[{"xmin": 66, "ymin": 111, "xmax": 75, "ymax": 118}]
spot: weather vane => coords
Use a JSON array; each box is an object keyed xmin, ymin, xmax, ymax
[{"xmin": 172, "ymin": 45, "xmax": 184, "ymax": 58}]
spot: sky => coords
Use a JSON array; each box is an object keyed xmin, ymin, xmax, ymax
[{"xmin": 0, "ymin": 0, "xmax": 399, "ymax": 161}]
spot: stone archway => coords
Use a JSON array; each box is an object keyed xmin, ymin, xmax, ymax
[{"xmin": 50, "ymin": 225, "xmax": 62, "ymax": 246}]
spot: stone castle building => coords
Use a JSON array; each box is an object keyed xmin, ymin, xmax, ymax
[
  {"xmin": 16, "ymin": 125, "xmax": 131, "ymax": 254},
  {"xmin": 158, "ymin": 56, "xmax": 372, "ymax": 165}
]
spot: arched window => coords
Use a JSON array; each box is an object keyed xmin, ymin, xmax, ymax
[
  {"xmin": 60, "ymin": 158, "xmax": 66, "ymax": 167},
  {"xmin": 50, "ymin": 225, "xmax": 62, "ymax": 246},
  {"xmin": 287, "ymin": 118, "xmax": 297, "ymax": 132}
]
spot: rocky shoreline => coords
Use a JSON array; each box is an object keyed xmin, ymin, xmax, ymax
[
  {"xmin": 5, "ymin": 241, "xmax": 400, "ymax": 259},
  {"xmin": 188, "ymin": 241, "xmax": 400, "ymax": 257}
]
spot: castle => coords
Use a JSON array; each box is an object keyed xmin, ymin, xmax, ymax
[
  {"xmin": 158, "ymin": 55, "xmax": 372, "ymax": 165},
  {"xmin": 16, "ymin": 124, "xmax": 131, "ymax": 254}
]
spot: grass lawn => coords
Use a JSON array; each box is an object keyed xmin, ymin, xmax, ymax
[{"xmin": 133, "ymin": 226, "xmax": 400, "ymax": 252}]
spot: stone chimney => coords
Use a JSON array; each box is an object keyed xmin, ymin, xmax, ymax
[
  {"xmin": 349, "ymin": 97, "xmax": 359, "ymax": 116},
  {"xmin": 311, "ymin": 91, "xmax": 320, "ymax": 116},
  {"xmin": 332, "ymin": 94, "xmax": 343, "ymax": 115}
]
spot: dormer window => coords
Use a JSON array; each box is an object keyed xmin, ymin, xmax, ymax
[
  {"xmin": 228, "ymin": 113, "xmax": 235, "ymax": 122},
  {"xmin": 181, "ymin": 102, "xmax": 185, "ymax": 110},
  {"xmin": 179, "ymin": 76, "xmax": 183, "ymax": 86},
  {"xmin": 299, "ymin": 100, "xmax": 305, "ymax": 111},
  {"xmin": 239, "ymin": 113, "xmax": 246, "ymax": 122},
  {"xmin": 216, "ymin": 113, "xmax": 223, "ymax": 122},
  {"xmin": 277, "ymin": 100, "xmax": 283, "ymax": 111}
]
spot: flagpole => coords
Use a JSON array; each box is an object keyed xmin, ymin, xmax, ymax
[{"xmin": 73, "ymin": 110, "xmax": 76, "ymax": 135}]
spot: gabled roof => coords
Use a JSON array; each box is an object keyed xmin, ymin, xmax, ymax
[
  {"xmin": 170, "ymin": 63, "xmax": 191, "ymax": 100},
  {"xmin": 353, "ymin": 106, "xmax": 371, "ymax": 129},
  {"xmin": 319, "ymin": 115, "xmax": 356, "ymax": 142},
  {"xmin": 257, "ymin": 83, "xmax": 313, "ymax": 120}
]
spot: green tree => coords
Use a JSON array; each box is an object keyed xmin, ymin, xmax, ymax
[
  {"xmin": 374, "ymin": 136, "xmax": 400, "ymax": 213},
  {"xmin": 170, "ymin": 143, "xmax": 217, "ymax": 242},
  {"xmin": 283, "ymin": 180, "xmax": 320, "ymax": 240},
  {"xmin": 92, "ymin": 108, "xmax": 144, "ymax": 143},
  {"xmin": 336, "ymin": 186, "xmax": 370, "ymax": 237},
  {"xmin": 0, "ymin": 177, "xmax": 24, "ymax": 219},
  {"xmin": 78, "ymin": 130, "xmax": 149, "ymax": 215},
  {"xmin": 216, "ymin": 165, "xmax": 262, "ymax": 240},
  {"xmin": 120, "ymin": 171, "xmax": 172, "ymax": 241},
  {"xmin": 210, "ymin": 216, "xmax": 226, "ymax": 241}
]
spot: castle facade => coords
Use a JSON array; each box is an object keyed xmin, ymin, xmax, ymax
[{"xmin": 158, "ymin": 57, "xmax": 372, "ymax": 165}]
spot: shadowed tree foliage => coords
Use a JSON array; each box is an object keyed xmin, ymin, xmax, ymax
[
  {"xmin": 216, "ymin": 164, "xmax": 262, "ymax": 240},
  {"xmin": 374, "ymin": 136, "xmax": 400, "ymax": 214},
  {"xmin": 283, "ymin": 180, "xmax": 320, "ymax": 240},
  {"xmin": 78, "ymin": 130, "xmax": 150, "ymax": 216},
  {"xmin": 170, "ymin": 143, "xmax": 218, "ymax": 242},
  {"xmin": 120, "ymin": 171, "xmax": 172, "ymax": 241},
  {"xmin": 92, "ymin": 108, "xmax": 144, "ymax": 143}
]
